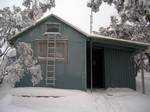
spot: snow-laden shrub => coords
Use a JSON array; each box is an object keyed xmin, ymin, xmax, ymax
[{"xmin": 0, "ymin": 42, "xmax": 42, "ymax": 88}]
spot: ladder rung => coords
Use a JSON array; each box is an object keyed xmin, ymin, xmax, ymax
[
  {"xmin": 46, "ymin": 77, "xmax": 56, "ymax": 81},
  {"xmin": 46, "ymin": 83, "xmax": 55, "ymax": 86},
  {"xmin": 48, "ymin": 54, "xmax": 55, "ymax": 55},
  {"xmin": 47, "ymin": 75, "xmax": 55, "ymax": 77},
  {"xmin": 48, "ymin": 60, "xmax": 55, "ymax": 62},
  {"xmin": 48, "ymin": 45, "xmax": 55, "ymax": 47},
  {"xmin": 48, "ymin": 43, "xmax": 55, "ymax": 45},
  {"xmin": 48, "ymin": 47, "xmax": 55, "ymax": 48},
  {"xmin": 47, "ymin": 65, "xmax": 55, "ymax": 66},
  {"xmin": 46, "ymin": 77, "xmax": 56, "ymax": 79},
  {"xmin": 47, "ymin": 76, "xmax": 55, "ymax": 78},
  {"xmin": 47, "ymin": 67, "xmax": 55, "ymax": 69},
  {"xmin": 47, "ymin": 78, "xmax": 55, "ymax": 79},
  {"xmin": 48, "ymin": 52, "xmax": 55, "ymax": 54},
  {"xmin": 46, "ymin": 79, "xmax": 55, "ymax": 81},
  {"xmin": 47, "ymin": 58, "xmax": 55, "ymax": 60},
  {"xmin": 47, "ymin": 56, "xmax": 55, "ymax": 58},
  {"xmin": 47, "ymin": 64, "xmax": 55, "ymax": 66},
  {"xmin": 47, "ymin": 57, "xmax": 55, "ymax": 59},
  {"xmin": 47, "ymin": 41, "xmax": 55, "ymax": 43},
  {"xmin": 46, "ymin": 37, "xmax": 56, "ymax": 86},
  {"xmin": 47, "ymin": 72, "xmax": 55, "ymax": 74},
  {"xmin": 46, "ymin": 82, "xmax": 55, "ymax": 84},
  {"xmin": 47, "ymin": 69, "xmax": 55, "ymax": 71},
  {"xmin": 47, "ymin": 70, "xmax": 55, "ymax": 72},
  {"xmin": 47, "ymin": 71, "xmax": 55, "ymax": 75},
  {"xmin": 46, "ymin": 79, "xmax": 55, "ymax": 83},
  {"xmin": 46, "ymin": 81, "xmax": 55, "ymax": 83},
  {"xmin": 47, "ymin": 75, "xmax": 55, "ymax": 76}
]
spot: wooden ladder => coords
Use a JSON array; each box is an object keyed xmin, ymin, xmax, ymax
[{"xmin": 45, "ymin": 35, "xmax": 56, "ymax": 87}]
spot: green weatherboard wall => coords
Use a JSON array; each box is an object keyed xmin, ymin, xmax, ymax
[
  {"xmin": 104, "ymin": 48, "xmax": 135, "ymax": 89},
  {"xmin": 14, "ymin": 15, "xmax": 137, "ymax": 90},
  {"xmin": 15, "ymin": 16, "xmax": 87, "ymax": 90}
]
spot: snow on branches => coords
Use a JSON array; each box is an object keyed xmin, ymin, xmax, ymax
[
  {"xmin": 0, "ymin": 0, "xmax": 55, "ymax": 40},
  {"xmin": 0, "ymin": 6, "xmax": 34, "ymax": 40},
  {"xmin": 16, "ymin": 42, "xmax": 42, "ymax": 86},
  {"xmin": 22, "ymin": 0, "xmax": 55, "ymax": 20},
  {"xmin": 87, "ymin": 0, "xmax": 150, "ymax": 73},
  {"xmin": 0, "ymin": 42, "xmax": 42, "ymax": 88},
  {"xmin": 0, "ymin": 0, "xmax": 55, "ymax": 88},
  {"xmin": 87, "ymin": 0, "xmax": 102, "ymax": 12}
]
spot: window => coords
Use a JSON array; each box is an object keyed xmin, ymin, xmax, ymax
[
  {"xmin": 46, "ymin": 23, "xmax": 60, "ymax": 32},
  {"xmin": 35, "ymin": 39, "xmax": 68, "ymax": 63}
]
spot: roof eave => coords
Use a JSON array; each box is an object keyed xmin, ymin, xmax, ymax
[
  {"xmin": 9, "ymin": 13, "xmax": 150, "ymax": 53},
  {"xmin": 88, "ymin": 35, "xmax": 150, "ymax": 52},
  {"xmin": 9, "ymin": 14, "xmax": 89, "ymax": 43}
]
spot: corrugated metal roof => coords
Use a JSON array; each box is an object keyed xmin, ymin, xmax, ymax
[
  {"xmin": 10, "ymin": 14, "xmax": 150, "ymax": 49},
  {"xmin": 89, "ymin": 34, "xmax": 150, "ymax": 48}
]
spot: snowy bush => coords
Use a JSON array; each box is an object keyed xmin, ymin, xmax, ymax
[
  {"xmin": 0, "ymin": 0, "xmax": 56, "ymax": 88},
  {"xmin": 0, "ymin": 41, "xmax": 42, "ymax": 88}
]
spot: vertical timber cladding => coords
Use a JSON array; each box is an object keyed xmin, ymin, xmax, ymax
[
  {"xmin": 104, "ymin": 47, "xmax": 135, "ymax": 89},
  {"xmin": 15, "ymin": 16, "xmax": 87, "ymax": 90}
]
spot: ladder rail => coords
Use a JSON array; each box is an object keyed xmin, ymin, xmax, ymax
[{"xmin": 45, "ymin": 34, "xmax": 57, "ymax": 86}]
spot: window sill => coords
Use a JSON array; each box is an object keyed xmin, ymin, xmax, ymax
[{"xmin": 37, "ymin": 57, "xmax": 67, "ymax": 63}]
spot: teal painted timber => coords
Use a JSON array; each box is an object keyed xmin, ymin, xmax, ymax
[
  {"xmin": 104, "ymin": 48, "xmax": 135, "ymax": 89},
  {"xmin": 14, "ymin": 14, "xmax": 137, "ymax": 90},
  {"xmin": 15, "ymin": 16, "xmax": 87, "ymax": 90}
]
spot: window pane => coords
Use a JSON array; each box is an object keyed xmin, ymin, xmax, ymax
[
  {"xmin": 36, "ymin": 40, "xmax": 67, "ymax": 62},
  {"xmin": 48, "ymin": 65, "xmax": 55, "ymax": 71},
  {"xmin": 48, "ymin": 48, "xmax": 54, "ymax": 53},
  {"xmin": 47, "ymin": 72, "xmax": 55, "ymax": 77},
  {"xmin": 38, "ymin": 41, "xmax": 47, "ymax": 57},
  {"xmin": 48, "ymin": 43, "xmax": 54, "ymax": 47},
  {"xmin": 56, "ymin": 43, "xmax": 65, "ymax": 59},
  {"xmin": 47, "ymin": 24, "xmax": 60, "ymax": 32}
]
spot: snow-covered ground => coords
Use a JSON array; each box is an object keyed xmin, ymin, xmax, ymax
[
  {"xmin": 0, "ymin": 87, "xmax": 150, "ymax": 112},
  {"xmin": 90, "ymin": 88, "xmax": 150, "ymax": 112},
  {"xmin": 0, "ymin": 87, "xmax": 97, "ymax": 112},
  {"xmin": 136, "ymin": 71, "xmax": 150, "ymax": 95},
  {"xmin": 0, "ymin": 71, "xmax": 150, "ymax": 112}
]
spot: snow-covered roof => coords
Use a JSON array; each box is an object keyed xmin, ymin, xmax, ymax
[
  {"xmin": 10, "ymin": 14, "xmax": 150, "ymax": 49},
  {"xmin": 89, "ymin": 34, "xmax": 150, "ymax": 48},
  {"xmin": 11, "ymin": 14, "xmax": 89, "ymax": 40}
]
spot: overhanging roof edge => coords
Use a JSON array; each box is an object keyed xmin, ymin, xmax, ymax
[{"xmin": 89, "ymin": 34, "xmax": 150, "ymax": 49}]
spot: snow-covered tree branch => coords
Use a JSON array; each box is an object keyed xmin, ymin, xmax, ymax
[
  {"xmin": 87, "ymin": 0, "xmax": 150, "ymax": 73},
  {"xmin": 0, "ymin": 0, "xmax": 55, "ymax": 40},
  {"xmin": 0, "ymin": 0, "xmax": 55, "ymax": 88},
  {"xmin": 0, "ymin": 41, "xmax": 42, "ymax": 88}
]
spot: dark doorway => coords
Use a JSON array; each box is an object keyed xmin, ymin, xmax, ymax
[{"xmin": 87, "ymin": 42, "xmax": 105, "ymax": 89}]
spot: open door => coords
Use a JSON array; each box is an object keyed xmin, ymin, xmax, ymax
[
  {"xmin": 87, "ymin": 42, "xmax": 105, "ymax": 89},
  {"xmin": 92, "ymin": 48, "xmax": 105, "ymax": 88}
]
